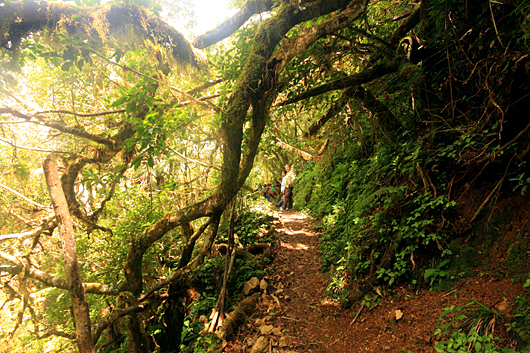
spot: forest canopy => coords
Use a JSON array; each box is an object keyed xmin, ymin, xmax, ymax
[{"xmin": 1, "ymin": 0, "xmax": 530, "ymax": 351}]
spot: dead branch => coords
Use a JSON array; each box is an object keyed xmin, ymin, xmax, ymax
[
  {"xmin": 0, "ymin": 107, "xmax": 116, "ymax": 147},
  {"xmin": 276, "ymin": 138, "xmax": 315, "ymax": 161},
  {"xmin": 186, "ymin": 79, "xmax": 225, "ymax": 95},
  {"xmin": 477, "ymin": 121, "xmax": 530, "ymax": 164},
  {"xmin": 0, "ymin": 137, "xmax": 71, "ymax": 154},
  {"xmin": 470, "ymin": 177, "xmax": 505, "ymax": 223},
  {"xmin": 43, "ymin": 153, "xmax": 96, "ymax": 352},
  {"xmin": 168, "ymin": 146, "xmax": 220, "ymax": 170},
  {"xmin": 35, "ymin": 328, "xmax": 76, "ymax": 340},
  {"xmin": 210, "ymin": 200, "xmax": 237, "ymax": 332},
  {"xmin": 35, "ymin": 109, "xmax": 126, "ymax": 118},
  {"xmin": 304, "ymin": 88, "xmax": 353, "ymax": 137},
  {"xmin": 416, "ymin": 163, "xmax": 430, "ymax": 193},
  {"xmin": 0, "ymin": 182, "xmax": 49, "ymax": 209},
  {"xmin": 0, "ymin": 251, "xmax": 119, "ymax": 295}
]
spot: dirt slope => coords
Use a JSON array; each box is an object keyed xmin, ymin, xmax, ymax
[{"xmin": 226, "ymin": 210, "xmax": 523, "ymax": 352}]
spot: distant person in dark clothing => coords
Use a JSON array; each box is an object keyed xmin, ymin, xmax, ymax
[
  {"xmin": 277, "ymin": 170, "xmax": 287, "ymax": 208},
  {"xmin": 262, "ymin": 184, "xmax": 271, "ymax": 202}
]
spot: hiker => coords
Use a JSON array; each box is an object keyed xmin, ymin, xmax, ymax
[
  {"xmin": 277, "ymin": 170, "xmax": 287, "ymax": 208},
  {"xmin": 282, "ymin": 164, "xmax": 295, "ymax": 210},
  {"xmin": 262, "ymin": 184, "xmax": 271, "ymax": 202}
]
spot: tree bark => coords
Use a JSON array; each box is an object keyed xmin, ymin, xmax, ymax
[
  {"xmin": 43, "ymin": 153, "xmax": 95, "ymax": 353},
  {"xmin": 350, "ymin": 85, "xmax": 399, "ymax": 139},
  {"xmin": 193, "ymin": 0, "xmax": 274, "ymax": 49},
  {"xmin": 278, "ymin": 60, "xmax": 401, "ymax": 106},
  {"xmin": 0, "ymin": 1, "xmax": 203, "ymax": 69}
]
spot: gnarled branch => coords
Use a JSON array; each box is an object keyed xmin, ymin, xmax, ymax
[
  {"xmin": 277, "ymin": 60, "xmax": 401, "ymax": 106},
  {"xmin": 193, "ymin": 0, "xmax": 274, "ymax": 49}
]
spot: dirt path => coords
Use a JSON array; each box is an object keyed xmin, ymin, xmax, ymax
[
  {"xmin": 229, "ymin": 210, "xmax": 523, "ymax": 352},
  {"xmin": 270, "ymin": 211, "xmax": 353, "ymax": 352}
]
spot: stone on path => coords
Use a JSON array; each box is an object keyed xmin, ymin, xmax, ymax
[
  {"xmin": 260, "ymin": 278, "xmax": 268, "ymax": 291},
  {"xmin": 250, "ymin": 336, "xmax": 269, "ymax": 353},
  {"xmin": 243, "ymin": 277, "xmax": 260, "ymax": 295},
  {"xmin": 259, "ymin": 324, "xmax": 274, "ymax": 335}
]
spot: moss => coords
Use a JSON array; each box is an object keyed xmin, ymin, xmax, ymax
[{"xmin": 219, "ymin": 293, "xmax": 259, "ymax": 341}]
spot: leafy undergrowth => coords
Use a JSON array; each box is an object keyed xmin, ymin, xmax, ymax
[
  {"xmin": 223, "ymin": 211, "xmax": 530, "ymax": 353},
  {"xmin": 181, "ymin": 200, "xmax": 277, "ymax": 352}
]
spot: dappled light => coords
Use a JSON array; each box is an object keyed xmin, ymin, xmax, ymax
[
  {"xmin": 1, "ymin": 0, "xmax": 530, "ymax": 352},
  {"xmin": 280, "ymin": 241, "xmax": 309, "ymax": 251}
]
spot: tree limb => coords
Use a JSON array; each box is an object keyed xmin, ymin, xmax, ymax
[
  {"xmin": 0, "ymin": 1, "xmax": 204, "ymax": 69},
  {"xmin": 0, "ymin": 251, "xmax": 119, "ymax": 295},
  {"xmin": 276, "ymin": 138, "xmax": 315, "ymax": 161},
  {"xmin": 277, "ymin": 60, "xmax": 401, "ymax": 106},
  {"xmin": 193, "ymin": 0, "xmax": 274, "ymax": 49},
  {"xmin": 186, "ymin": 79, "xmax": 225, "ymax": 95},
  {"xmin": 92, "ymin": 304, "xmax": 145, "ymax": 345},
  {"xmin": 0, "ymin": 137, "xmax": 73, "ymax": 154},
  {"xmin": 43, "ymin": 153, "xmax": 96, "ymax": 352},
  {"xmin": 271, "ymin": 1, "xmax": 369, "ymax": 77},
  {"xmin": 168, "ymin": 146, "xmax": 220, "ymax": 170},
  {"xmin": 0, "ymin": 182, "xmax": 50, "ymax": 209},
  {"xmin": 0, "ymin": 108, "xmax": 117, "ymax": 147},
  {"xmin": 35, "ymin": 328, "xmax": 76, "ymax": 340},
  {"xmin": 34, "ymin": 109, "xmax": 126, "ymax": 118},
  {"xmin": 125, "ymin": 0, "xmax": 367, "ymax": 296},
  {"xmin": 304, "ymin": 87, "xmax": 354, "ymax": 137}
]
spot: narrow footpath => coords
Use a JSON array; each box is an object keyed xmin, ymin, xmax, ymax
[
  {"xmin": 228, "ymin": 210, "xmax": 522, "ymax": 353},
  {"xmin": 268, "ymin": 211, "xmax": 354, "ymax": 352}
]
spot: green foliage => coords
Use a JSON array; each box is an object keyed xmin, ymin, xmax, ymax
[
  {"xmin": 510, "ymin": 171, "xmax": 530, "ymax": 196},
  {"xmin": 511, "ymin": 282, "xmax": 530, "ymax": 350},
  {"xmin": 295, "ymin": 133, "xmax": 458, "ymax": 299},
  {"xmin": 360, "ymin": 293, "xmax": 381, "ymax": 309},
  {"xmin": 434, "ymin": 330, "xmax": 525, "ymax": 353},
  {"xmin": 217, "ymin": 210, "xmax": 274, "ymax": 247},
  {"xmin": 437, "ymin": 300, "xmax": 501, "ymax": 338},
  {"xmin": 181, "ymin": 332, "xmax": 220, "ymax": 353},
  {"xmin": 434, "ymin": 298, "xmax": 530, "ymax": 353},
  {"xmin": 425, "ymin": 259, "xmax": 450, "ymax": 289}
]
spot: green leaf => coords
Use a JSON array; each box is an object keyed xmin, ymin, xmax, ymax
[
  {"xmin": 112, "ymin": 96, "xmax": 128, "ymax": 107},
  {"xmin": 126, "ymin": 101, "xmax": 137, "ymax": 114},
  {"xmin": 61, "ymin": 61, "xmax": 71, "ymax": 72}
]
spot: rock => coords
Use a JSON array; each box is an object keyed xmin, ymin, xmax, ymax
[
  {"xmin": 250, "ymin": 336, "xmax": 269, "ymax": 353},
  {"xmin": 243, "ymin": 277, "xmax": 260, "ymax": 295},
  {"xmin": 232, "ymin": 344, "xmax": 244, "ymax": 353},
  {"xmin": 260, "ymin": 278, "xmax": 268, "ymax": 291},
  {"xmin": 255, "ymin": 318, "xmax": 267, "ymax": 326},
  {"xmin": 246, "ymin": 334, "xmax": 259, "ymax": 346},
  {"xmin": 260, "ymin": 324, "xmax": 274, "ymax": 335}
]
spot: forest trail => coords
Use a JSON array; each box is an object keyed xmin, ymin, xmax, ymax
[
  {"xmin": 230, "ymin": 210, "xmax": 523, "ymax": 353},
  {"xmin": 268, "ymin": 210, "xmax": 354, "ymax": 352}
]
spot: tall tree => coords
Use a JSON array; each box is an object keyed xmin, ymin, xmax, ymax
[{"xmin": 2, "ymin": 0, "xmax": 486, "ymax": 350}]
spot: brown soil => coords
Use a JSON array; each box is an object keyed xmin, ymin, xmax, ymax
[{"xmin": 226, "ymin": 210, "xmax": 525, "ymax": 353}]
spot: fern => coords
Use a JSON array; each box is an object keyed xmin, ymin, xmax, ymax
[{"xmin": 356, "ymin": 186, "xmax": 402, "ymax": 212}]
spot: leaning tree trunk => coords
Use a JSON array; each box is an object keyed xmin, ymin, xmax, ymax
[{"xmin": 43, "ymin": 153, "xmax": 95, "ymax": 353}]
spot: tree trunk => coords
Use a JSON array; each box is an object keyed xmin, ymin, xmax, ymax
[{"xmin": 43, "ymin": 153, "xmax": 95, "ymax": 353}]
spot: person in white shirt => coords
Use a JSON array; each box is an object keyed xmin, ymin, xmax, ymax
[{"xmin": 282, "ymin": 164, "xmax": 295, "ymax": 210}]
